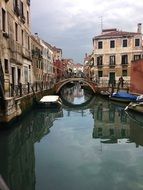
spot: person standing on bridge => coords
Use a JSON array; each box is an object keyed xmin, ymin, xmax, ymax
[{"xmin": 118, "ymin": 76, "xmax": 124, "ymax": 88}]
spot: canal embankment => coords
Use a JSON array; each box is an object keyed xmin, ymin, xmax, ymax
[{"xmin": 0, "ymin": 87, "xmax": 56, "ymax": 125}]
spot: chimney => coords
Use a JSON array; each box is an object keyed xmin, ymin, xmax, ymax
[{"xmin": 137, "ymin": 23, "xmax": 142, "ymax": 33}]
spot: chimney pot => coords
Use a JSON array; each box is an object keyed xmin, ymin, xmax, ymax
[{"xmin": 137, "ymin": 23, "xmax": 142, "ymax": 33}]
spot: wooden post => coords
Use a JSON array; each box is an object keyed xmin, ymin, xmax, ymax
[
  {"xmin": 27, "ymin": 82, "xmax": 30, "ymax": 94},
  {"xmin": 19, "ymin": 83, "xmax": 22, "ymax": 96}
]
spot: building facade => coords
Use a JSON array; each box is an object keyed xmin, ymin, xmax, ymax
[
  {"xmin": 0, "ymin": 0, "xmax": 32, "ymax": 97},
  {"xmin": 92, "ymin": 24, "xmax": 143, "ymax": 86},
  {"xmin": 130, "ymin": 59, "xmax": 143, "ymax": 94},
  {"xmin": 83, "ymin": 53, "xmax": 94, "ymax": 80},
  {"xmin": 31, "ymin": 34, "xmax": 43, "ymax": 83},
  {"xmin": 53, "ymin": 47, "xmax": 63, "ymax": 81},
  {"xmin": 42, "ymin": 41, "xmax": 54, "ymax": 87}
]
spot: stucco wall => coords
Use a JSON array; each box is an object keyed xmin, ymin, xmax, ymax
[{"xmin": 130, "ymin": 59, "xmax": 143, "ymax": 94}]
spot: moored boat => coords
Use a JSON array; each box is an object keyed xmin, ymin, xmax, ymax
[
  {"xmin": 109, "ymin": 91, "xmax": 138, "ymax": 103},
  {"xmin": 100, "ymin": 90, "xmax": 110, "ymax": 98},
  {"xmin": 37, "ymin": 95, "xmax": 62, "ymax": 109},
  {"xmin": 125, "ymin": 101, "xmax": 143, "ymax": 125},
  {"xmin": 125, "ymin": 109, "xmax": 143, "ymax": 125},
  {"xmin": 125, "ymin": 102, "xmax": 143, "ymax": 114}
]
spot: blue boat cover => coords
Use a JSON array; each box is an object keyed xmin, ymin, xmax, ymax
[{"xmin": 112, "ymin": 92, "xmax": 137, "ymax": 100}]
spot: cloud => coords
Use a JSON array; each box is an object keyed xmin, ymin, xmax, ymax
[{"xmin": 31, "ymin": 0, "xmax": 143, "ymax": 63}]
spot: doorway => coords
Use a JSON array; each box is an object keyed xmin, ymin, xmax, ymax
[{"xmin": 109, "ymin": 72, "xmax": 115, "ymax": 86}]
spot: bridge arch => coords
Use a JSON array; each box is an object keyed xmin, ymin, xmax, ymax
[
  {"xmin": 54, "ymin": 78, "xmax": 98, "ymax": 93},
  {"xmin": 61, "ymin": 95, "xmax": 96, "ymax": 109}
]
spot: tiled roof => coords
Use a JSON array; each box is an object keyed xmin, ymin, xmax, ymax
[{"xmin": 93, "ymin": 30, "xmax": 140, "ymax": 40}]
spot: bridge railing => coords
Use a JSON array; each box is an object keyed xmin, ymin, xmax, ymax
[
  {"xmin": 8, "ymin": 77, "xmax": 130, "ymax": 98},
  {"xmin": 98, "ymin": 79, "xmax": 130, "ymax": 90}
]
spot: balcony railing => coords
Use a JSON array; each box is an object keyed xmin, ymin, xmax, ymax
[
  {"xmin": 121, "ymin": 63, "xmax": 128, "ymax": 68},
  {"xmin": 14, "ymin": 6, "xmax": 21, "ymax": 17},
  {"xmin": 109, "ymin": 64, "xmax": 115, "ymax": 68},
  {"xmin": 10, "ymin": 81, "xmax": 51, "ymax": 97},
  {"xmin": 21, "ymin": 15, "xmax": 26, "ymax": 24},
  {"xmin": 97, "ymin": 64, "xmax": 103, "ymax": 68},
  {"xmin": 22, "ymin": 47, "xmax": 32, "ymax": 60},
  {"xmin": 32, "ymin": 49, "xmax": 42, "ymax": 59}
]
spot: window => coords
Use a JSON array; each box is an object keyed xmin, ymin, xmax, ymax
[
  {"xmin": 109, "ymin": 55, "xmax": 116, "ymax": 65},
  {"xmin": 134, "ymin": 55, "xmax": 141, "ymax": 61},
  {"xmin": 13, "ymin": 0, "xmax": 20, "ymax": 16},
  {"xmin": 28, "ymin": 36, "xmax": 30, "ymax": 50},
  {"xmin": 20, "ymin": 1, "xmax": 24, "ymax": 16},
  {"xmin": 4, "ymin": 59, "xmax": 9, "ymax": 73},
  {"xmin": 110, "ymin": 40, "xmax": 115, "ymax": 48},
  {"xmin": 21, "ymin": 29, "xmax": 24, "ymax": 45},
  {"xmin": 121, "ymin": 55, "xmax": 128, "ymax": 64},
  {"xmin": 97, "ymin": 56, "xmax": 102, "ymax": 65},
  {"xmin": 123, "ymin": 39, "xmax": 127, "ymax": 47},
  {"xmin": 135, "ymin": 39, "xmax": 140, "ymax": 47},
  {"xmin": 27, "ymin": 11, "xmax": 29, "ymax": 25},
  {"xmin": 24, "ymin": 66, "xmax": 28, "ymax": 83},
  {"xmin": 15, "ymin": 23, "xmax": 18, "ymax": 41},
  {"xmin": 122, "ymin": 70, "xmax": 127, "ymax": 76},
  {"xmin": 98, "ymin": 71, "xmax": 103, "ymax": 77},
  {"xmin": 98, "ymin": 41, "xmax": 103, "ymax": 49},
  {"xmin": 13, "ymin": 0, "xmax": 18, "ymax": 8},
  {"xmin": 2, "ymin": 8, "xmax": 6, "ymax": 32}
]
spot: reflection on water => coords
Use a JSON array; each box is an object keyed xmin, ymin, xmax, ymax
[
  {"xmin": 60, "ymin": 83, "xmax": 92, "ymax": 105},
  {"xmin": 92, "ymin": 99, "xmax": 129, "ymax": 142},
  {"xmin": 0, "ymin": 109, "xmax": 63, "ymax": 190},
  {"xmin": 0, "ymin": 88, "xmax": 143, "ymax": 190}
]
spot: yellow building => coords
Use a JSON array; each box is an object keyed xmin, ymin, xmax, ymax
[
  {"xmin": 92, "ymin": 24, "xmax": 143, "ymax": 86},
  {"xmin": 31, "ymin": 34, "xmax": 43, "ymax": 83},
  {"xmin": 0, "ymin": 0, "xmax": 32, "ymax": 97}
]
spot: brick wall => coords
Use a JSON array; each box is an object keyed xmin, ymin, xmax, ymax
[{"xmin": 130, "ymin": 59, "xmax": 143, "ymax": 94}]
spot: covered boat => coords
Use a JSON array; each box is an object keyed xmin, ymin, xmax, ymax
[
  {"xmin": 125, "ymin": 103, "xmax": 143, "ymax": 125},
  {"xmin": 38, "ymin": 95, "xmax": 62, "ymax": 109},
  {"xmin": 125, "ymin": 102, "xmax": 143, "ymax": 114},
  {"xmin": 109, "ymin": 92, "xmax": 138, "ymax": 103}
]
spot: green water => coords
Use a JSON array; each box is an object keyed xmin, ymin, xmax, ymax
[{"xmin": 0, "ymin": 92, "xmax": 143, "ymax": 190}]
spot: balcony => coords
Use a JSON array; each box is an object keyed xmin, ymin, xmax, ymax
[
  {"xmin": 22, "ymin": 47, "xmax": 32, "ymax": 60},
  {"xmin": 121, "ymin": 63, "xmax": 128, "ymax": 68},
  {"xmin": 21, "ymin": 15, "xmax": 26, "ymax": 24},
  {"xmin": 109, "ymin": 63, "xmax": 115, "ymax": 68},
  {"xmin": 97, "ymin": 64, "xmax": 103, "ymax": 68},
  {"xmin": 27, "ymin": 0, "xmax": 30, "ymax": 6},
  {"xmin": 32, "ymin": 49, "xmax": 42, "ymax": 59},
  {"xmin": 14, "ymin": 6, "xmax": 21, "ymax": 17}
]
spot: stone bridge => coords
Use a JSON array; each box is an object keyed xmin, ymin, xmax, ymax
[{"xmin": 54, "ymin": 78, "xmax": 98, "ymax": 93}]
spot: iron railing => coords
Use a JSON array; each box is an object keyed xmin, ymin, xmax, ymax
[{"xmin": 9, "ymin": 81, "xmax": 54, "ymax": 98}]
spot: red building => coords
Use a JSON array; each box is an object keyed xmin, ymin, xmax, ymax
[
  {"xmin": 52, "ymin": 47, "xmax": 63, "ymax": 81},
  {"xmin": 53, "ymin": 59, "xmax": 64, "ymax": 81},
  {"xmin": 130, "ymin": 59, "xmax": 143, "ymax": 94}
]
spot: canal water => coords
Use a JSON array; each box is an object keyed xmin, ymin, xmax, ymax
[{"xmin": 0, "ymin": 85, "xmax": 143, "ymax": 190}]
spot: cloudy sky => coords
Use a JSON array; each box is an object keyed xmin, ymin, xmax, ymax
[{"xmin": 31, "ymin": 0, "xmax": 143, "ymax": 63}]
